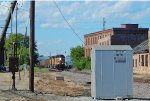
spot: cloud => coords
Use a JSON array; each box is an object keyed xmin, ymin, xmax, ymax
[
  {"xmin": 37, "ymin": 41, "xmax": 45, "ymax": 46},
  {"xmin": 61, "ymin": 2, "xmax": 80, "ymax": 15},
  {"xmin": 1, "ymin": 1, "xmax": 149, "ymax": 31},
  {"xmin": 130, "ymin": 7, "xmax": 150, "ymax": 20},
  {"xmin": 37, "ymin": 40, "xmax": 63, "ymax": 46},
  {"xmin": 52, "ymin": 40, "xmax": 63, "ymax": 45},
  {"xmin": 0, "ymin": 1, "xmax": 10, "ymax": 17},
  {"xmin": 40, "ymin": 17, "xmax": 76, "ymax": 29},
  {"xmin": 90, "ymin": 1, "xmax": 133, "ymax": 20},
  {"xmin": 68, "ymin": 17, "xmax": 76, "ymax": 25},
  {"xmin": 40, "ymin": 22, "xmax": 63, "ymax": 29},
  {"xmin": 35, "ymin": 1, "xmax": 150, "ymax": 30},
  {"xmin": 40, "ymin": 23, "xmax": 51, "ymax": 29},
  {"xmin": 35, "ymin": 1, "xmax": 80, "ymax": 29},
  {"xmin": 52, "ymin": 11, "xmax": 60, "ymax": 17}
]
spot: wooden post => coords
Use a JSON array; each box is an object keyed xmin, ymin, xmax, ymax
[{"xmin": 29, "ymin": 1, "xmax": 35, "ymax": 92}]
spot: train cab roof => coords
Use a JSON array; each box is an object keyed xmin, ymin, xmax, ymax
[
  {"xmin": 56, "ymin": 54, "xmax": 65, "ymax": 58},
  {"xmin": 49, "ymin": 54, "xmax": 65, "ymax": 58}
]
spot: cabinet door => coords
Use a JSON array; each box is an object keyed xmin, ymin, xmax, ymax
[
  {"xmin": 96, "ymin": 51, "xmax": 114, "ymax": 98},
  {"xmin": 114, "ymin": 50, "xmax": 127, "ymax": 97}
]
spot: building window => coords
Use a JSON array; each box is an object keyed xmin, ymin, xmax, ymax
[
  {"xmin": 135, "ymin": 59, "xmax": 137, "ymax": 67},
  {"xmin": 89, "ymin": 49, "xmax": 91, "ymax": 56},
  {"xmin": 139, "ymin": 55, "xmax": 140, "ymax": 66},
  {"xmin": 141, "ymin": 55, "xmax": 144, "ymax": 66},
  {"xmin": 93, "ymin": 37, "xmax": 94, "ymax": 44},
  {"xmin": 145, "ymin": 54, "xmax": 148, "ymax": 67}
]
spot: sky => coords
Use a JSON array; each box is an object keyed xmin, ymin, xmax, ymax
[{"xmin": 0, "ymin": 0, "xmax": 150, "ymax": 56}]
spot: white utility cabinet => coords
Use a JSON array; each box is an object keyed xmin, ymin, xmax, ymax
[{"xmin": 91, "ymin": 45, "xmax": 133, "ymax": 99}]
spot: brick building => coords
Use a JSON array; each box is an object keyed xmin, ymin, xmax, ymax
[{"xmin": 84, "ymin": 24, "xmax": 149, "ymax": 57}]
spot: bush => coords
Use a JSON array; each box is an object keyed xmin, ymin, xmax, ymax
[
  {"xmin": 70, "ymin": 45, "xmax": 91, "ymax": 70},
  {"xmin": 85, "ymin": 57, "xmax": 91, "ymax": 70}
]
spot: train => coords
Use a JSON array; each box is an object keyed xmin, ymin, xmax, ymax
[{"xmin": 38, "ymin": 54, "xmax": 66, "ymax": 70}]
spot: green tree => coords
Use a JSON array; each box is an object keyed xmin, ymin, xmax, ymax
[
  {"xmin": 70, "ymin": 45, "xmax": 91, "ymax": 70},
  {"xmin": 4, "ymin": 33, "xmax": 39, "ymax": 65}
]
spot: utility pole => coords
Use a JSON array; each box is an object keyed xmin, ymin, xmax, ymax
[
  {"xmin": 16, "ymin": 3, "xmax": 21, "ymax": 80},
  {"xmin": 0, "ymin": 0, "xmax": 17, "ymax": 66},
  {"xmin": 16, "ymin": 3, "xmax": 18, "ymax": 55},
  {"xmin": 29, "ymin": 1, "xmax": 35, "ymax": 92},
  {"xmin": 11, "ymin": 42, "xmax": 18, "ymax": 90}
]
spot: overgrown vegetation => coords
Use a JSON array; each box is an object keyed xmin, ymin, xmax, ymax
[{"xmin": 70, "ymin": 45, "xmax": 91, "ymax": 70}]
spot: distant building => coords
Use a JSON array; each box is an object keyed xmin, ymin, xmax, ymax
[{"xmin": 84, "ymin": 24, "xmax": 149, "ymax": 57}]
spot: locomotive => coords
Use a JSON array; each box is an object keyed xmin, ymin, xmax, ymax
[
  {"xmin": 38, "ymin": 54, "xmax": 65, "ymax": 70},
  {"xmin": 49, "ymin": 55, "xmax": 65, "ymax": 70}
]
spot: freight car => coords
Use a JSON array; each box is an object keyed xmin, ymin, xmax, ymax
[
  {"xmin": 38, "ymin": 56, "xmax": 49, "ymax": 68},
  {"xmin": 38, "ymin": 54, "xmax": 66, "ymax": 70}
]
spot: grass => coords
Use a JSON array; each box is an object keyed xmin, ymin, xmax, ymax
[{"xmin": 34, "ymin": 67, "xmax": 49, "ymax": 73}]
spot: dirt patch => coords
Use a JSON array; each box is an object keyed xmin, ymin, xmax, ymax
[
  {"xmin": 35, "ymin": 74, "xmax": 90, "ymax": 97},
  {"xmin": 5, "ymin": 98, "xmax": 45, "ymax": 101},
  {"xmin": 134, "ymin": 78, "xmax": 150, "ymax": 83},
  {"xmin": 134, "ymin": 73, "xmax": 150, "ymax": 83}
]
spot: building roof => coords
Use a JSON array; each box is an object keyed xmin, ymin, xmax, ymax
[
  {"xmin": 92, "ymin": 45, "xmax": 132, "ymax": 51},
  {"xmin": 133, "ymin": 40, "xmax": 148, "ymax": 53},
  {"xmin": 84, "ymin": 24, "xmax": 149, "ymax": 37},
  {"xmin": 84, "ymin": 29, "xmax": 112, "ymax": 37},
  {"xmin": 38, "ymin": 56, "xmax": 49, "ymax": 61},
  {"xmin": 49, "ymin": 54, "xmax": 65, "ymax": 58}
]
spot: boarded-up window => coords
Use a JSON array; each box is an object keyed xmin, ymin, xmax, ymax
[
  {"xmin": 139, "ymin": 55, "xmax": 140, "ymax": 66},
  {"xmin": 141, "ymin": 55, "xmax": 144, "ymax": 66},
  {"xmin": 145, "ymin": 54, "xmax": 148, "ymax": 67},
  {"xmin": 88, "ymin": 38, "xmax": 90, "ymax": 45},
  {"xmin": 135, "ymin": 59, "xmax": 137, "ymax": 67}
]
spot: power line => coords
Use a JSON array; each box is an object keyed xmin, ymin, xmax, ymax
[
  {"xmin": 53, "ymin": 1, "xmax": 85, "ymax": 45},
  {"xmin": 0, "ymin": 3, "xmax": 28, "ymax": 13}
]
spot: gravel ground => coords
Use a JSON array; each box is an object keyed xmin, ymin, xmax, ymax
[
  {"xmin": 61, "ymin": 70, "xmax": 91, "ymax": 85},
  {"xmin": 0, "ymin": 71, "xmax": 150, "ymax": 101},
  {"xmin": 61, "ymin": 71, "xmax": 150, "ymax": 98},
  {"xmin": 133, "ymin": 82, "xmax": 150, "ymax": 98}
]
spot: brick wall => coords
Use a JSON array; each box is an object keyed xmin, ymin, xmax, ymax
[{"xmin": 84, "ymin": 24, "xmax": 149, "ymax": 57}]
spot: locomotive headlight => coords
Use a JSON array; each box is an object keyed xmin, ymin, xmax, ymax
[{"xmin": 59, "ymin": 58, "xmax": 62, "ymax": 61}]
